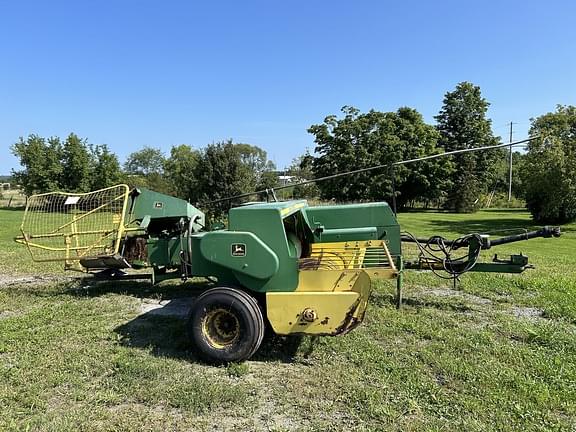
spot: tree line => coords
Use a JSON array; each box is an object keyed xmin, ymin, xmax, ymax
[{"xmin": 10, "ymin": 82, "xmax": 576, "ymax": 223}]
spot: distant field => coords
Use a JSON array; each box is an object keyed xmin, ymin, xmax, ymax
[
  {"xmin": 0, "ymin": 208, "xmax": 575, "ymax": 431},
  {"xmin": 0, "ymin": 188, "xmax": 26, "ymax": 208}
]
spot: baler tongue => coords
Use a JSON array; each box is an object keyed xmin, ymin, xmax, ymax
[{"xmin": 267, "ymin": 240, "xmax": 398, "ymax": 336}]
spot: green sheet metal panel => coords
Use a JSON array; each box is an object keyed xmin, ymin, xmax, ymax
[
  {"xmin": 147, "ymin": 237, "xmax": 182, "ymax": 267},
  {"xmin": 128, "ymin": 187, "xmax": 204, "ymax": 231},
  {"xmin": 224, "ymin": 201, "xmax": 305, "ymax": 293},
  {"xmin": 304, "ymin": 202, "xmax": 401, "ymax": 256},
  {"xmin": 199, "ymin": 231, "xmax": 279, "ymax": 280}
]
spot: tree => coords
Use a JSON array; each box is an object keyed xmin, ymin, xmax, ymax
[
  {"xmin": 233, "ymin": 143, "xmax": 276, "ymax": 190},
  {"xmin": 286, "ymin": 152, "xmax": 319, "ymax": 199},
  {"xmin": 164, "ymin": 144, "xmax": 200, "ymax": 200},
  {"xmin": 11, "ymin": 135, "xmax": 63, "ymax": 195},
  {"xmin": 489, "ymin": 151, "xmax": 526, "ymax": 199},
  {"xmin": 191, "ymin": 140, "xmax": 254, "ymax": 215},
  {"xmin": 234, "ymin": 144, "xmax": 275, "ymax": 174},
  {"xmin": 124, "ymin": 146, "xmax": 166, "ymax": 176},
  {"xmin": 256, "ymin": 171, "xmax": 280, "ymax": 200},
  {"xmin": 435, "ymin": 82, "xmax": 502, "ymax": 212},
  {"xmin": 308, "ymin": 106, "xmax": 451, "ymax": 208},
  {"xmin": 124, "ymin": 146, "xmax": 170, "ymax": 193},
  {"xmin": 521, "ymin": 105, "xmax": 576, "ymax": 223},
  {"xmin": 12, "ymin": 133, "xmax": 125, "ymax": 195},
  {"xmin": 61, "ymin": 133, "xmax": 93, "ymax": 192},
  {"xmin": 91, "ymin": 144, "xmax": 124, "ymax": 190}
]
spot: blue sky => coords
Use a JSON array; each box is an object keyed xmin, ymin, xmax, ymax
[{"xmin": 1, "ymin": 0, "xmax": 575, "ymax": 175}]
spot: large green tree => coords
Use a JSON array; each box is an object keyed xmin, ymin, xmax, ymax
[
  {"xmin": 123, "ymin": 146, "xmax": 170, "ymax": 193},
  {"xmin": 61, "ymin": 133, "xmax": 93, "ymax": 192},
  {"xmin": 90, "ymin": 144, "xmax": 124, "ymax": 190},
  {"xmin": 12, "ymin": 133, "xmax": 124, "ymax": 195},
  {"xmin": 11, "ymin": 135, "xmax": 63, "ymax": 195},
  {"xmin": 233, "ymin": 143, "xmax": 276, "ymax": 193},
  {"xmin": 489, "ymin": 151, "xmax": 526, "ymax": 198},
  {"xmin": 309, "ymin": 106, "xmax": 451, "ymax": 208},
  {"xmin": 435, "ymin": 82, "xmax": 501, "ymax": 212},
  {"xmin": 521, "ymin": 105, "xmax": 576, "ymax": 223},
  {"xmin": 123, "ymin": 146, "xmax": 166, "ymax": 176},
  {"xmin": 164, "ymin": 144, "xmax": 200, "ymax": 200},
  {"xmin": 235, "ymin": 144, "xmax": 275, "ymax": 176},
  {"xmin": 191, "ymin": 140, "xmax": 254, "ymax": 215},
  {"xmin": 286, "ymin": 152, "xmax": 319, "ymax": 199}
]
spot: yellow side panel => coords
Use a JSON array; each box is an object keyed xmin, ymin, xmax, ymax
[
  {"xmin": 266, "ymin": 291, "xmax": 361, "ymax": 335},
  {"xmin": 297, "ymin": 268, "xmax": 396, "ymax": 292},
  {"xmin": 268, "ymin": 239, "xmax": 399, "ymax": 336},
  {"xmin": 297, "ymin": 269, "xmax": 362, "ymax": 292}
]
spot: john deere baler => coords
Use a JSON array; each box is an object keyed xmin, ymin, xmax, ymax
[{"xmin": 16, "ymin": 184, "xmax": 560, "ymax": 362}]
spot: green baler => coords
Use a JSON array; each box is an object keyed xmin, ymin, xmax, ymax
[{"xmin": 16, "ymin": 184, "xmax": 560, "ymax": 362}]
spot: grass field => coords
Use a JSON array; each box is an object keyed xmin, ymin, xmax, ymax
[{"xmin": 1, "ymin": 208, "xmax": 575, "ymax": 431}]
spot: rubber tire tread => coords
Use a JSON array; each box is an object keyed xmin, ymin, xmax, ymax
[{"xmin": 188, "ymin": 287, "xmax": 264, "ymax": 363}]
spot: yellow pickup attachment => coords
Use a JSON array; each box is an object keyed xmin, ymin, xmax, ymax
[{"xmin": 266, "ymin": 240, "xmax": 398, "ymax": 335}]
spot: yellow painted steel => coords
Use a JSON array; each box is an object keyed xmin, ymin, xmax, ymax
[
  {"xmin": 15, "ymin": 184, "xmax": 130, "ymax": 266},
  {"xmin": 266, "ymin": 239, "xmax": 397, "ymax": 335},
  {"xmin": 279, "ymin": 202, "xmax": 306, "ymax": 217},
  {"xmin": 201, "ymin": 308, "xmax": 241, "ymax": 349},
  {"xmin": 267, "ymin": 291, "xmax": 362, "ymax": 335},
  {"xmin": 299, "ymin": 240, "xmax": 397, "ymax": 272}
]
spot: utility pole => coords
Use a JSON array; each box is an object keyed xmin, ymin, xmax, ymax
[{"xmin": 508, "ymin": 122, "xmax": 514, "ymax": 201}]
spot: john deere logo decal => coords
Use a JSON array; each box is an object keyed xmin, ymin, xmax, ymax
[{"xmin": 231, "ymin": 243, "xmax": 246, "ymax": 257}]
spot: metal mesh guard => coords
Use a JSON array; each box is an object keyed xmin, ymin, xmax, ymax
[
  {"xmin": 299, "ymin": 240, "xmax": 397, "ymax": 272},
  {"xmin": 17, "ymin": 184, "xmax": 130, "ymax": 263}
]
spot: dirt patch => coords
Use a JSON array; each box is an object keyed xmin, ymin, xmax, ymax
[
  {"xmin": 510, "ymin": 306, "xmax": 544, "ymax": 321},
  {"xmin": 418, "ymin": 287, "xmax": 549, "ymax": 322},
  {"xmin": 242, "ymin": 362, "xmax": 316, "ymax": 431},
  {"xmin": 425, "ymin": 288, "xmax": 493, "ymax": 305},
  {"xmin": 139, "ymin": 298, "xmax": 196, "ymax": 318},
  {"xmin": 0, "ymin": 310, "xmax": 20, "ymax": 320},
  {"xmin": 0, "ymin": 274, "xmax": 76, "ymax": 287}
]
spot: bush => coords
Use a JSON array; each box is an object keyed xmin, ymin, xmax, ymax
[{"xmin": 521, "ymin": 106, "xmax": 576, "ymax": 223}]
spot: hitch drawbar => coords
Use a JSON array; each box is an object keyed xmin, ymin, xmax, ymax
[
  {"xmin": 485, "ymin": 226, "xmax": 561, "ymax": 249},
  {"xmin": 401, "ymin": 226, "xmax": 561, "ymax": 276},
  {"xmin": 401, "ymin": 226, "xmax": 561, "ymax": 250}
]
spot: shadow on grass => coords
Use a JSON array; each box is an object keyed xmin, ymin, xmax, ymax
[
  {"xmin": 0, "ymin": 205, "xmax": 26, "ymax": 211},
  {"xmin": 427, "ymin": 216, "xmax": 575, "ymax": 237},
  {"xmin": 477, "ymin": 208, "xmax": 529, "ymax": 213},
  {"xmin": 0, "ymin": 276, "xmax": 207, "ymax": 301},
  {"xmin": 400, "ymin": 208, "xmax": 528, "ymax": 214},
  {"xmin": 104, "ymin": 279, "xmax": 308, "ymax": 365},
  {"xmin": 115, "ymin": 310, "xmax": 200, "ymax": 361},
  {"xmin": 428, "ymin": 217, "xmax": 541, "ymax": 236},
  {"xmin": 13, "ymin": 275, "xmax": 309, "ymax": 364},
  {"xmin": 114, "ymin": 304, "xmax": 308, "ymax": 364},
  {"xmin": 369, "ymin": 289, "xmax": 473, "ymax": 313},
  {"xmin": 69, "ymin": 277, "xmax": 213, "ymax": 300}
]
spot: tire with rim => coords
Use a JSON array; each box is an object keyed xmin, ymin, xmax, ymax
[{"xmin": 187, "ymin": 286, "xmax": 265, "ymax": 363}]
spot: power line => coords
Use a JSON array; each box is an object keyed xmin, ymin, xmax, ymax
[{"xmin": 202, "ymin": 136, "xmax": 538, "ymax": 206}]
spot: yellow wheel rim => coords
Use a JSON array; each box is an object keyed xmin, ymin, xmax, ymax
[{"xmin": 202, "ymin": 308, "xmax": 240, "ymax": 349}]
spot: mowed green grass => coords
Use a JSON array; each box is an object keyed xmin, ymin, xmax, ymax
[
  {"xmin": 0, "ymin": 209, "xmax": 64, "ymax": 276},
  {"xmin": 1, "ymin": 208, "xmax": 575, "ymax": 431}
]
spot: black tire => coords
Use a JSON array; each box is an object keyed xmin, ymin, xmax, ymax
[{"xmin": 187, "ymin": 287, "xmax": 265, "ymax": 363}]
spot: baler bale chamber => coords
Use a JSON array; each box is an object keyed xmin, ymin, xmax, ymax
[{"xmin": 15, "ymin": 184, "xmax": 560, "ymax": 363}]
